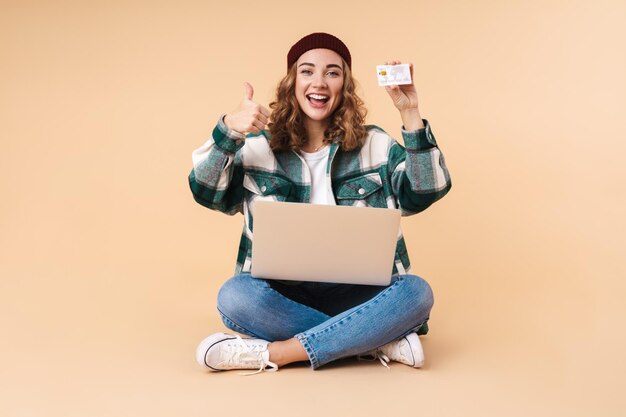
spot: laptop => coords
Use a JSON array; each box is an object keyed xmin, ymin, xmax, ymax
[{"xmin": 250, "ymin": 201, "xmax": 401, "ymax": 286}]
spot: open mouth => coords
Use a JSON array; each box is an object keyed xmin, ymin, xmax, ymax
[{"xmin": 306, "ymin": 93, "xmax": 330, "ymax": 106}]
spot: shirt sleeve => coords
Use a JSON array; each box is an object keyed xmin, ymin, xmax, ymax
[
  {"xmin": 188, "ymin": 114, "xmax": 246, "ymax": 215},
  {"xmin": 388, "ymin": 119, "xmax": 452, "ymax": 216}
]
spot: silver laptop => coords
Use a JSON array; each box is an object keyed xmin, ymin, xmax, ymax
[{"xmin": 250, "ymin": 201, "xmax": 401, "ymax": 285}]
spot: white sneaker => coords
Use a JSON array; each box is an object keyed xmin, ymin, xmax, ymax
[
  {"xmin": 360, "ymin": 333, "xmax": 425, "ymax": 369},
  {"xmin": 196, "ymin": 332, "xmax": 278, "ymax": 375}
]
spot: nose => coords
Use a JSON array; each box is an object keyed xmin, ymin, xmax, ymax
[{"xmin": 312, "ymin": 72, "xmax": 328, "ymax": 88}]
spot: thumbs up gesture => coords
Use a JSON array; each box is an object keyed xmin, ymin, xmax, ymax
[{"xmin": 223, "ymin": 82, "xmax": 271, "ymax": 135}]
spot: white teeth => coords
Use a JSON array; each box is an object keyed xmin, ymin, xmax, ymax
[{"xmin": 307, "ymin": 94, "xmax": 329, "ymax": 100}]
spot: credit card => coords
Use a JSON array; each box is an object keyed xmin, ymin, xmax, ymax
[{"xmin": 376, "ymin": 64, "xmax": 412, "ymax": 86}]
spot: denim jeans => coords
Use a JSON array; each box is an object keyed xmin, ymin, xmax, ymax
[{"xmin": 216, "ymin": 273, "xmax": 434, "ymax": 369}]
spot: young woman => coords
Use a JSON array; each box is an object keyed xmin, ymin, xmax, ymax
[{"xmin": 189, "ymin": 33, "xmax": 451, "ymax": 373}]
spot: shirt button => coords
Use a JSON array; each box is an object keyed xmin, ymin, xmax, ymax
[
  {"xmin": 358, "ymin": 188, "xmax": 366, "ymax": 195},
  {"xmin": 261, "ymin": 186, "xmax": 267, "ymax": 193}
]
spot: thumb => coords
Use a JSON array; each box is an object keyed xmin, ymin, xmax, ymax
[{"xmin": 243, "ymin": 82, "xmax": 254, "ymax": 101}]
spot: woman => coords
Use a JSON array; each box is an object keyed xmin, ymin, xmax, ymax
[{"xmin": 189, "ymin": 33, "xmax": 451, "ymax": 373}]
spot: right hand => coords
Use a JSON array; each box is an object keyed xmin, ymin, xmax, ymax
[{"xmin": 223, "ymin": 82, "xmax": 271, "ymax": 135}]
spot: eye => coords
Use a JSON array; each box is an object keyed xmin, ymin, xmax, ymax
[
  {"xmin": 327, "ymin": 71, "xmax": 340, "ymax": 77},
  {"xmin": 300, "ymin": 69, "xmax": 313, "ymax": 75}
]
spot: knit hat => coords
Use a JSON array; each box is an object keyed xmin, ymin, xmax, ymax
[{"xmin": 287, "ymin": 32, "xmax": 351, "ymax": 70}]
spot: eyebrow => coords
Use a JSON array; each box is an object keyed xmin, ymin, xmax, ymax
[{"xmin": 298, "ymin": 62, "xmax": 343, "ymax": 70}]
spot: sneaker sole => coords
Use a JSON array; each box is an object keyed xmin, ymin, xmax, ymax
[
  {"xmin": 404, "ymin": 332, "xmax": 425, "ymax": 368},
  {"xmin": 195, "ymin": 332, "xmax": 237, "ymax": 371}
]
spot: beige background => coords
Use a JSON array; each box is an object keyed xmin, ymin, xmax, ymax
[{"xmin": 1, "ymin": 0, "xmax": 625, "ymax": 416}]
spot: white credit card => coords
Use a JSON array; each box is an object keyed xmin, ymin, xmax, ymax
[{"xmin": 376, "ymin": 64, "xmax": 412, "ymax": 86}]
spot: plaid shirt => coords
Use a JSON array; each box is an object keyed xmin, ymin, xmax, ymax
[{"xmin": 189, "ymin": 115, "xmax": 452, "ymax": 276}]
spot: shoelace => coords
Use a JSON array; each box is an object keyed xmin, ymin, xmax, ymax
[
  {"xmin": 220, "ymin": 335, "xmax": 278, "ymax": 376},
  {"xmin": 357, "ymin": 351, "xmax": 391, "ymax": 370}
]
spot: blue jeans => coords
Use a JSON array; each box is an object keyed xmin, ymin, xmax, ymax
[{"xmin": 216, "ymin": 273, "xmax": 434, "ymax": 369}]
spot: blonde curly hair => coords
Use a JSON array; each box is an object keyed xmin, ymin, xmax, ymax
[{"xmin": 268, "ymin": 60, "xmax": 368, "ymax": 152}]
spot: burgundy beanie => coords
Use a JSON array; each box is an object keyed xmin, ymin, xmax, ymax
[{"xmin": 287, "ymin": 32, "xmax": 351, "ymax": 70}]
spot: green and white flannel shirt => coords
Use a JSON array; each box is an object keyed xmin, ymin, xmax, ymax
[{"xmin": 189, "ymin": 115, "xmax": 452, "ymax": 276}]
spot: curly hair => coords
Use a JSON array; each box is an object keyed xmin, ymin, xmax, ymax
[{"xmin": 268, "ymin": 60, "xmax": 368, "ymax": 152}]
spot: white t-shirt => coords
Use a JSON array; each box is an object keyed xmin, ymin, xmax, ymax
[{"xmin": 300, "ymin": 145, "xmax": 336, "ymax": 205}]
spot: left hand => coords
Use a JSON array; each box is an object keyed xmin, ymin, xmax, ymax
[
  {"xmin": 384, "ymin": 61, "xmax": 419, "ymax": 112},
  {"xmin": 384, "ymin": 60, "xmax": 423, "ymax": 130}
]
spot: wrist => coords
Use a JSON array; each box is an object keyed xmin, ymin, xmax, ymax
[
  {"xmin": 218, "ymin": 113, "xmax": 245, "ymax": 140},
  {"xmin": 400, "ymin": 108, "xmax": 424, "ymax": 130}
]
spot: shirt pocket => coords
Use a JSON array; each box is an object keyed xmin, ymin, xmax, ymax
[
  {"xmin": 335, "ymin": 172, "xmax": 386, "ymax": 207},
  {"xmin": 243, "ymin": 172, "xmax": 292, "ymax": 202}
]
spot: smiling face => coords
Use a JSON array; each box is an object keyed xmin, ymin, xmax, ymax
[{"xmin": 295, "ymin": 48, "xmax": 345, "ymax": 126}]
